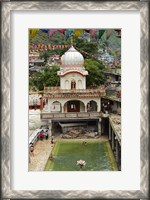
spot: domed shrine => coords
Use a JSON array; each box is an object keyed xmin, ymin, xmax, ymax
[
  {"xmin": 42, "ymin": 46, "xmax": 106, "ymax": 136},
  {"xmin": 58, "ymin": 46, "xmax": 88, "ymax": 90}
]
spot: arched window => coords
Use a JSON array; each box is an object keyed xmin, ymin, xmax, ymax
[
  {"xmin": 71, "ymin": 80, "xmax": 76, "ymax": 89},
  {"xmin": 78, "ymin": 80, "xmax": 82, "ymax": 89}
]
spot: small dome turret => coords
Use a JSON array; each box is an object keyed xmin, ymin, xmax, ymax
[{"xmin": 61, "ymin": 46, "xmax": 84, "ymax": 67}]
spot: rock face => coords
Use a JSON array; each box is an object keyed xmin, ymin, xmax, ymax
[
  {"xmin": 61, "ymin": 128, "xmax": 97, "ymax": 139},
  {"xmin": 84, "ymin": 132, "xmax": 96, "ymax": 138},
  {"xmin": 61, "ymin": 134, "xmax": 72, "ymax": 139}
]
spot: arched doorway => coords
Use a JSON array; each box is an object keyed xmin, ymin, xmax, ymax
[
  {"xmin": 64, "ymin": 100, "xmax": 85, "ymax": 112},
  {"xmin": 87, "ymin": 100, "xmax": 97, "ymax": 112},
  {"xmin": 51, "ymin": 101, "xmax": 62, "ymax": 112}
]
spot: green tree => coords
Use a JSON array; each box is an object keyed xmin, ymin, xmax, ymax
[
  {"xmin": 74, "ymin": 38, "xmax": 98, "ymax": 56},
  {"xmin": 39, "ymin": 49, "xmax": 51, "ymax": 63},
  {"xmin": 84, "ymin": 58, "xmax": 106, "ymax": 87},
  {"xmin": 29, "ymin": 66, "xmax": 60, "ymax": 91},
  {"xmin": 41, "ymin": 66, "xmax": 60, "ymax": 87}
]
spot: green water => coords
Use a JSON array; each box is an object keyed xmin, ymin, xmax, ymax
[{"xmin": 45, "ymin": 140, "xmax": 118, "ymax": 171}]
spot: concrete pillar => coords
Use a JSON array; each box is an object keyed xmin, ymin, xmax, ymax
[
  {"xmin": 112, "ymin": 131, "xmax": 115, "ymax": 150},
  {"xmin": 99, "ymin": 98, "xmax": 101, "ymax": 112},
  {"xmin": 98, "ymin": 119, "xmax": 101, "ymax": 135},
  {"xmin": 116, "ymin": 139, "xmax": 119, "ymax": 163},
  {"xmin": 48, "ymin": 119, "xmax": 52, "ymax": 137},
  {"xmin": 94, "ymin": 99, "xmax": 100, "ymax": 112},
  {"xmin": 85, "ymin": 104, "xmax": 87, "ymax": 112},
  {"xmin": 63, "ymin": 105, "xmax": 66, "ymax": 113},
  {"xmin": 109, "ymin": 123, "xmax": 111, "ymax": 140},
  {"xmin": 61, "ymin": 103, "xmax": 64, "ymax": 113},
  {"xmin": 63, "ymin": 103, "xmax": 67, "ymax": 113},
  {"xmin": 48, "ymin": 99, "xmax": 51, "ymax": 112}
]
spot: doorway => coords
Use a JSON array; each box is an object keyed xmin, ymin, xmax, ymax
[{"xmin": 67, "ymin": 100, "xmax": 80, "ymax": 112}]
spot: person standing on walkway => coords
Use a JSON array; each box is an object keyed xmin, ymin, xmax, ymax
[
  {"xmin": 40, "ymin": 131, "xmax": 44, "ymax": 140},
  {"xmin": 51, "ymin": 136, "xmax": 54, "ymax": 144},
  {"xmin": 49, "ymin": 153, "xmax": 54, "ymax": 160},
  {"xmin": 30, "ymin": 143, "xmax": 34, "ymax": 156},
  {"xmin": 45, "ymin": 130, "xmax": 49, "ymax": 140}
]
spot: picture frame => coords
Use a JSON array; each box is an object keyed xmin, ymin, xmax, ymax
[{"xmin": 1, "ymin": 0, "xmax": 149, "ymax": 199}]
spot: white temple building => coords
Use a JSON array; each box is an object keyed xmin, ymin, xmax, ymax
[{"xmin": 41, "ymin": 46, "xmax": 106, "ymax": 135}]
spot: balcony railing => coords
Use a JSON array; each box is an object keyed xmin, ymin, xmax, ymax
[
  {"xmin": 43, "ymin": 87, "xmax": 106, "ymax": 98},
  {"xmin": 44, "ymin": 87, "xmax": 106, "ymax": 94},
  {"xmin": 41, "ymin": 112, "xmax": 104, "ymax": 120}
]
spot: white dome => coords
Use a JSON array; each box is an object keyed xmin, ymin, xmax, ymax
[{"xmin": 61, "ymin": 46, "xmax": 84, "ymax": 67}]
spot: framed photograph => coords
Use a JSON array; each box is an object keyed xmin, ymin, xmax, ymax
[
  {"xmin": 1, "ymin": 0, "xmax": 149, "ymax": 199},
  {"xmin": 28, "ymin": 27, "xmax": 121, "ymax": 173}
]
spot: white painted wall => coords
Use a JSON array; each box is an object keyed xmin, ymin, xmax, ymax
[
  {"xmin": 47, "ymin": 97, "xmax": 101, "ymax": 113},
  {"xmin": 60, "ymin": 73, "xmax": 86, "ymax": 89}
]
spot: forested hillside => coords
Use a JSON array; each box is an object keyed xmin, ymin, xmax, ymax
[{"xmin": 29, "ymin": 29, "xmax": 121, "ymax": 59}]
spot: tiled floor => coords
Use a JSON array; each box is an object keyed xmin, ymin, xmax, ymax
[{"xmin": 29, "ymin": 138, "xmax": 53, "ymax": 171}]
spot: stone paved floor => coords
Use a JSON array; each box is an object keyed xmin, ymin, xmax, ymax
[{"xmin": 29, "ymin": 138, "xmax": 54, "ymax": 171}]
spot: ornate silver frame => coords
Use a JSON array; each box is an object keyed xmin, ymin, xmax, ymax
[{"xmin": 1, "ymin": 1, "xmax": 149, "ymax": 199}]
